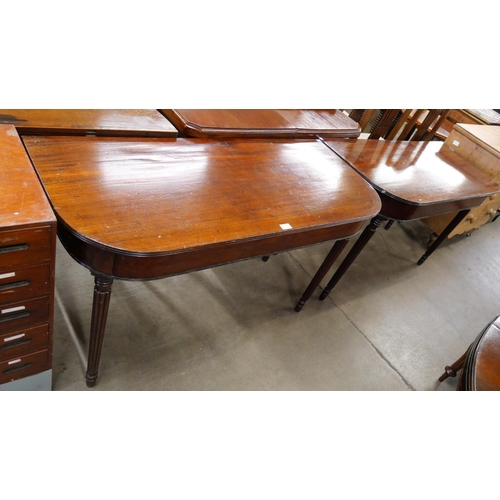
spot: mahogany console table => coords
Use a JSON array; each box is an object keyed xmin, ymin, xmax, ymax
[
  {"xmin": 295, "ymin": 139, "xmax": 500, "ymax": 311},
  {"xmin": 23, "ymin": 136, "xmax": 380, "ymax": 387},
  {"xmin": 0, "ymin": 109, "xmax": 177, "ymax": 137},
  {"xmin": 160, "ymin": 109, "xmax": 361, "ymax": 139}
]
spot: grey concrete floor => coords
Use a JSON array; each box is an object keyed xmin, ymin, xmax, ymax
[{"xmin": 51, "ymin": 216, "xmax": 500, "ymax": 391}]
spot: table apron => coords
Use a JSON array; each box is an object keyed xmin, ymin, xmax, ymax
[{"xmin": 57, "ymin": 219, "xmax": 366, "ymax": 280}]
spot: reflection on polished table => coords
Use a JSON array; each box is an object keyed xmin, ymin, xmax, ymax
[
  {"xmin": 160, "ymin": 109, "xmax": 361, "ymax": 138},
  {"xmin": 295, "ymin": 139, "xmax": 500, "ymax": 311},
  {"xmin": 0, "ymin": 109, "xmax": 178, "ymax": 137},
  {"xmin": 23, "ymin": 136, "xmax": 381, "ymax": 387}
]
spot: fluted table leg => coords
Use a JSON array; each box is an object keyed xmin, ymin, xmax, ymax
[
  {"xmin": 86, "ymin": 274, "xmax": 113, "ymax": 388},
  {"xmin": 319, "ymin": 215, "xmax": 386, "ymax": 301},
  {"xmin": 295, "ymin": 239, "xmax": 349, "ymax": 312}
]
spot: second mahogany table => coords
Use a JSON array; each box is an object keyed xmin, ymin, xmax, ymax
[
  {"xmin": 23, "ymin": 136, "xmax": 380, "ymax": 387},
  {"xmin": 295, "ymin": 138, "xmax": 500, "ymax": 311}
]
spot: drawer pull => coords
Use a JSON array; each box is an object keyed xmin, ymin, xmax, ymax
[
  {"xmin": 0, "ymin": 243, "xmax": 29, "ymax": 254},
  {"xmin": 0, "ymin": 338, "xmax": 32, "ymax": 350},
  {"xmin": 2, "ymin": 362, "xmax": 33, "ymax": 374},
  {"xmin": 0, "ymin": 311, "xmax": 31, "ymax": 323},
  {"xmin": 0, "ymin": 280, "xmax": 30, "ymax": 292}
]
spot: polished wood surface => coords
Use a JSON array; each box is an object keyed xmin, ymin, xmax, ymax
[
  {"xmin": 0, "ymin": 126, "xmax": 55, "ymax": 229},
  {"xmin": 160, "ymin": 109, "xmax": 361, "ymax": 139},
  {"xmin": 325, "ymin": 139, "xmax": 499, "ymax": 219},
  {"xmin": 23, "ymin": 136, "xmax": 381, "ymax": 386},
  {"xmin": 422, "ymin": 124, "xmax": 500, "ymax": 237},
  {"xmin": 295, "ymin": 138, "xmax": 500, "ymax": 310},
  {"xmin": 0, "ymin": 109, "xmax": 177, "ymax": 137},
  {"xmin": 24, "ymin": 137, "xmax": 380, "ymax": 279},
  {"xmin": 0, "ymin": 125, "xmax": 56, "ymax": 386}
]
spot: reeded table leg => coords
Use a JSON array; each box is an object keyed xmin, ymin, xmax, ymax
[
  {"xmin": 86, "ymin": 274, "xmax": 114, "ymax": 388},
  {"xmin": 417, "ymin": 209, "xmax": 470, "ymax": 265},
  {"xmin": 319, "ymin": 215, "xmax": 386, "ymax": 301},
  {"xmin": 295, "ymin": 239, "xmax": 349, "ymax": 312}
]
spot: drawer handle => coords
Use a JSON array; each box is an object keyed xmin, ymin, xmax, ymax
[
  {"xmin": 0, "ymin": 311, "xmax": 31, "ymax": 323},
  {"xmin": 0, "ymin": 243, "xmax": 30, "ymax": 254},
  {"xmin": 0, "ymin": 338, "xmax": 32, "ymax": 350},
  {"xmin": 2, "ymin": 362, "xmax": 33, "ymax": 375},
  {"xmin": 0, "ymin": 280, "xmax": 30, "ymax": 292}
]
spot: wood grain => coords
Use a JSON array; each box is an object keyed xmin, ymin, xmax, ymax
[
  {"xmin": 0, "ymin": 109, "xmax": 177, "ymax": 137},
  {"xmin": 161, "ymin": 109, "xmax": 361, "ymax": 139},
  {"xmin": 23, "ymin": 136, "xmax": 381, "ymax": 279},
  {"xmin": 324, "ymin": 139, "xmax": 499, "ymax": 220}
]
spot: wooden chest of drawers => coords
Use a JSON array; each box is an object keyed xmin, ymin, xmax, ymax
[
  {"xmin": 0, "ymin": 125, "xmax": 56, "ymax": 389},
  {"xmin": 422, "ymin": 124, "xmax": 500, "ymax": 238}
]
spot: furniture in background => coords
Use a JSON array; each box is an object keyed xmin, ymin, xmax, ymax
[
  {"xmin": 23, "ymin": 136, "xmax": 381, "ymax": 387},
  {"xmin": 295, "ymin": 139, "xmax": 499, "ymax": 311},
  {"xmin": 0, "ymin": 109, "xmax": 178, "ymax": 137},
  {"xmin": 160, "ymin": 109, "xmax": 361, "ymax": 139},
  {"xmin": 422, "ymin": 124, "xmax": 500, "ymax": 240},
  {"xmin": 0, "ymin": 125, "xmax": 56, "ymax": 390},
  {"xmin": 439, "ymin": 315, "xmax": 500, "ymax": 390},
  {"xmin": 349, "ymin": 109, "xmax": 451, "ymax": 141}
]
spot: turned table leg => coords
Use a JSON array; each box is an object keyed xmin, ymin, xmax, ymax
[
  {"xmin": 438, "ymin": 351, "xmax": 468, "ymax": 382},
  {"xmin": 86, "ymin": 274, "xmax": 114, "ymax": 388},
  {"xmin": 417, "ymin": 209, "xmax": 470, "ymax": 265},
  {"xmin": 319, "ymin": 215, "xmax": 386, "ymax": 301},
  {"xmin": 294, "ymin": 239, "xmax": 349, "ymax": 312}
]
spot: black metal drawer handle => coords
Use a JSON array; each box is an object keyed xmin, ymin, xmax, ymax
[
  {"xmin": 0, "ymin": 244, "xmax": 30, "ymax": 254},
  {"xmin": 0, "ymin": 280, "xmax": 30, "ymax": 292},
  {"xmin": 0, "ymin": 338, "xmax": 32, "ymax": 350},
  {"xmin": 0, "ymin": 311, "xmax": 31, "ymax": 323},
  {"xmin": 3, "ymin": 362, "xmax": 32, "ymax": 374}
]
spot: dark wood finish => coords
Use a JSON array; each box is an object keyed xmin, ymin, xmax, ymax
[
  {"xmin": 160, "ymin": 110, "xmax": 361, "ymax": 139},
  {"xmin": 0, "ymin": 109, "xmax": 177, "ymax": 138},
  {"xmin": 296, "ymin": 139, "xmax": 500, "ymax": 307},
  {"xmin": 0, "ymin": 325, "xmax": 49, "ymax": 363},
  {"xmin": 24, "ymin": 136, "xmax": 381, "ymax": 386},
  {"xmin": 0, "ymin": 125, "xmax": 56, "ymax": 386},
  {"xmin": 0, "ymin": 349, "xmax": 50, "ymax": 385},
  {"xmin": 294, "ymin": 239, "xmax": 349, "ymax": 311},
  {"xmin": 440, "ymin": 316, "xmax": 500, "ymax": 390}
]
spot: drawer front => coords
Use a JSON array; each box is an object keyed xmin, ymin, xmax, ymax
[
  {"xmin": 0, "ymin": 349, "xmax": 50, "ymax": 385},
  {"xmin": 0, "ymin": 265, "xmax": 50, "ymax": 306},
  {"xmin": 0, "ymin": 324, "xmax": 49, "ymax": 362},
  {"xmin": 0, "ymin": 296, "xmax": 50, "ymax": 336},
  {"xmin": 0, "ymin": 227, "xmax": 52, "ymax": 271}
]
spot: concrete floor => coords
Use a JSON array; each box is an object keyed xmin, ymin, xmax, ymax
[{"xmin": 51, "ymin": 215, "xmax": 500, "ymax": 391}]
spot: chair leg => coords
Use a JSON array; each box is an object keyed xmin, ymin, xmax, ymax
[
  {"xmin": 438, "ymin": 351, "xmax": 468, "ymax": 382},
  {"xmin": 384, "ymin": 220, "xmax": 395, "ymax": 230},
  {"xmin": 294, "ymin": 239, "xmax": 349, "ymax": 312},
  {"xmin": 417, "ymin": 209, "xmax": 470, "ymax": 265},
  {"xmin": 319, "ymin": 215, "xmax": 386, "ymax": 301}
]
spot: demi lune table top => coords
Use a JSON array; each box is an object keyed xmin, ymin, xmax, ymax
[{"xmin": 23, "ymin": 136, "xmax": 381, "ymax": 279}]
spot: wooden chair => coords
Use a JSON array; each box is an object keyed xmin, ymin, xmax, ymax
[
  {"xmin": 439, "ymin": 315, "xmax": 500, "ymax": 390},
  {"xmin": 348, "ymin": 109, "xmax": 451, "ymax": 141}
]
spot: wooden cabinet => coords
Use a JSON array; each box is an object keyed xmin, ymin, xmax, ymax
[
  {"xmin": 0, "ymin": 125, "xmax": 56, "ymax": 390},
  {"xmin": 422, "ymin": 124, "xmax": 500, "ymax": 238}
]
